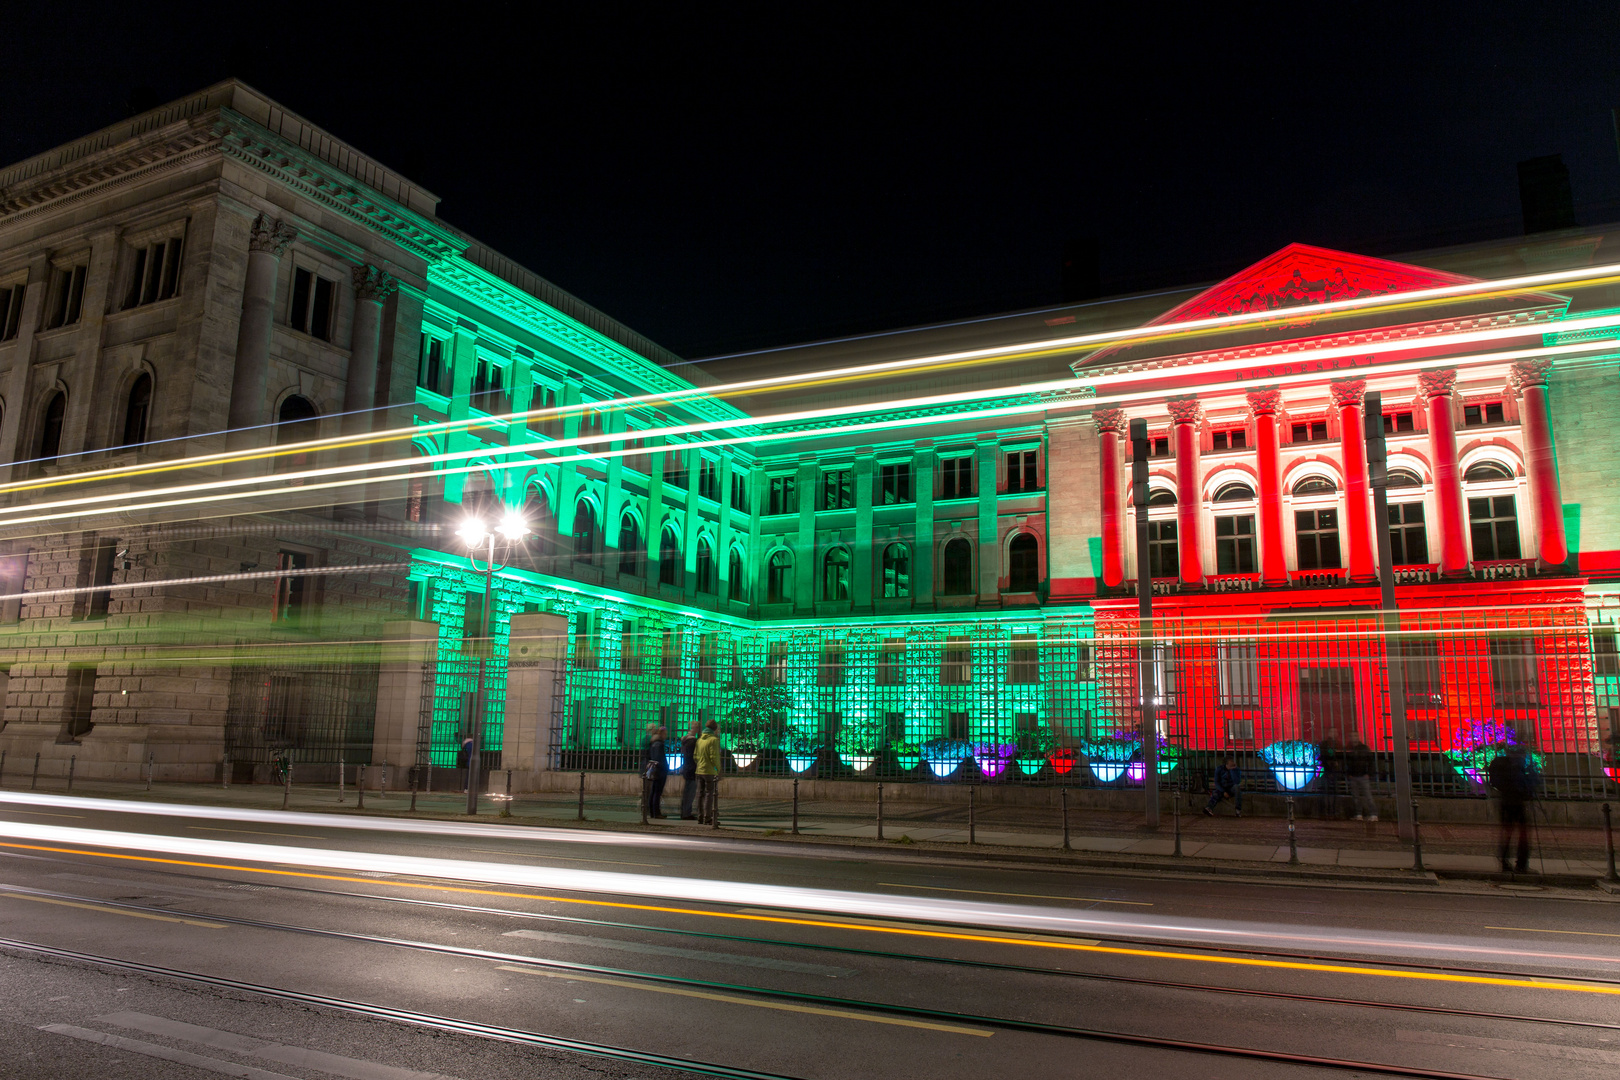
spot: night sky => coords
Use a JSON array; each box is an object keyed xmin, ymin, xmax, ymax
[{"xmin": 8, "ymin": 5, "xmax": 1620, "ymax": 359}]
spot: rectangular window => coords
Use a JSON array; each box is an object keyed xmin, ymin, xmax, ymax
[
  {"xmin": 698, "ymin": 633, "xmax": 719, "ymax": 683},
  {"xmin": 817, "ymin": 642, "xmax": 845, "ymax": 686},
  {"xmin": 620, "ymin": 618, "xmax": 642, "ymax": 674},
  {"xmin": 698, "ymin": 459, "xmax": 720, "ymax": 501},
  {"xmin": 1295, "ymin": 508, "xmax": 1341, "ymax": 569},
  {"xmin": 529, "ymin": 385, "xmax": 563, "ymax": 438},
  {"xmin": 1076, "ymin": 641, "xmax": 1094, "ymax": 681},
  {"xmin": 1388, "ymin": 501, "xmax": 1428, "ymax": 564},
  {"xmin": 125, "ymin": 235, "xmax": 184, "ymax": 309},
  {"xmin": 941, "ymin": 456, "xmax": 974, "ymax": 499},
  {"xmin": 1594, "ymin": 625, "xmax": 1620, "ymax": 677},
  {"xmin": 884, "ymin": 711, "xmax": 906, "ymax": 746},
  {"xmin": 941, "ymin": 637, "xmax": 972, "ymax": 684},
  {"xmin": 730, "ymin": 472, "xmax": 750, "ymax": 512},
  {"xmin": 1291, "ymin": 419, "xmax": 1329, "ymax": 443},
  {"xmin": 1147, "ymin": 519, "xmax": 1178, "ymax": 578},
  {"xmin": 471, "ymin": 358, "xmax": 507, "ymax": 414},
  {"xmin": 878, "ymin": 462, "xmax": 912, "ymax": 504},
  {"xmin": 877, "ymin": 638, "xmax": 906, "ymax": 685},
  {"xmin": 662, "ymin": 449, "xmax": 687, "ymax": 489},
  {"xmin": 1217, "ymin": 641, "xmax": 1259, "ymax": 706},
  {"xmin": 947, "ymin": 711, "xmax": 970, "ymax": 741},
  {"xmin": 417, "ymin": 336, "xmax": 450, "ymax": 395},
  {"xmin": 1148, "ymin": 643, "xmax": 1177, "ymax": 708},
  {"xmin": 578, "ymin": 407, "xmax": 604, "ymax": 441},
  {"xmin": 0, "ymin": 283, "xmax": 24, "ymax": 340},
  {"xmin": 1463, "ymin": 401, "xmax": 1506, "ymax": 427},
  {"xmin": 1005, "ymin": 450, "xmax": 1038, "ymax": 492},
  {"xmin": 1214, "ymin": 514, "xmax": 1256, "ymax": 574},
  {"xmin": 1468, "ymin": 495, "xmax": 1521, "ymax": 560},
  {"xmin": 572, "ymin": 610, "xmax": 597, "ymax": 670},
  {"xmin": 461, "ymin": 588, "xmax": 485, "ymax": 653},
  {"xmin": 660, "ymin": 629, "xmax": 683, "ymax": 679},
  {"xmin": 767, "ymin": 476, "xmax": 797, "ymax": 515},
  {"xmin": 821, "ymin": 468, "xmax": 853, "ymax": 510},
  {"xmin": 273, "ymin": 550, "xmax": 311, "ymax": 626},
  {"xmin": 44, "ymin": 264, "xmax": 87, "ymax": 330},
  {"xmin": 1008, "ymin": 634, "xmax": 1039, "ymax": 684},
  {"xmin": 1146, "ymin": 435, "xmax": 1171, "ymax": 458},
  {"xmin": 1226, "ymin": 718, "xmax": 1255, "ymax": 741},
  {"xmin": 64, "ymin": 665, "xmax": 96, "ymax": 740},
  {"xmin": 287, "ymin": 266, "xmax": 334, "ymax": 339},
  {"xmin": 1490, "ymin": 637, "xmax": 1539, "ymax": 708},
  {"xmin": 766, "ymin": 643, "xmax": 789, "ymax": 685},
  {"xmin": 1211, "ymin": 428, "xmax": 1248, "ymax": 451},
  {"xmin": 1397, "ymin": 637, "xmax": 1444, "ymax": 707},
  {"xmin": 0, "ymin": 554, "xmax": 25, "ymax": 624},
  {"xmin": 1383, "ymin": 411, "xmax": 1415, "ymax": 434},
  {"xmin": 82, "ymin": 540, "xmax": 117, "ymax": 621}
]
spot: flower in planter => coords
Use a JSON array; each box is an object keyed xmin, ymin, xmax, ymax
[
  {"xmin": 835, "ymin": 714, "xmax": 885, "ymax": 772},
  {"xmin": 1444, "ymin": 719, "xmax": 1544, "ymax": 784},
  {"xmin": 1125, "ymin": 734, "xmax": 1184, "ymax": 783},
  {"xmin": 920, "ymin": 738, "xmax": 973, "ymax": 779},
  {"xmin": 1259, "ymin": 740, "xmax": 1321, "ymax": 790},
  {"xmin": 891, "ymin": 741, "xmax": 922, "ymax": 771},
  {"xmin": 972, "ymin": 742, "xmax": 1018, "ymax": 779},
  {"xmin": 1047, "ymin": 748, "xmax": 1078, "ymax": 775},
  {"xmin": 1015, "ymin": 726, "xmax": 1056, "ymax": 776},
  {"xmin": 721, "ymin": 668, "xmax": 792, "ymax": 771},
  {"xmin": 1080, "ymin": 730, "xmax": 1141, "ymax": 783},
  {"xmin": 782, "ymin": 730, "xmax": 821, "ymax": 774}
]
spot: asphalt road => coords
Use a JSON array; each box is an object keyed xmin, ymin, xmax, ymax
[{"xmin": 3, "ymin": 792, "xmax": 1620, "ymax": 1079}]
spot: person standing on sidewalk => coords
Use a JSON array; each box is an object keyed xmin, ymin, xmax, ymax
[
  {"xmin": 1488, "ymin": 741, "xmax": 1537, "ymax": 873},
  {"xmin": 678, "ymin": 721, "xmax": 701, "ymax": 819},
  {"xmin": 695, "ymin": 720, "xmax": 721, "ymax": 825},
  {"xmin": 1345, "ymin": 740, "xmax": 1378, "ymax": 821},
  {"xmin": 641, "ymin": 724, "xmax": 669, "ymax": 819},
  {"xmin": 1204, "ymin": 757, "xmax": 1242, "ymax": 817}
]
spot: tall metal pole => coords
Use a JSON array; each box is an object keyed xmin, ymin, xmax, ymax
[
  {"xmin": 1130, "ymin": 418, "xmax": 1159, "ymax": 828},
  {"xmin": 466, "ymin": 533, "xmax": 495, "ymax": 816},
  {"xmin": 1365, "ymin": 391, "xmax": 1415, "ymax": 841}
]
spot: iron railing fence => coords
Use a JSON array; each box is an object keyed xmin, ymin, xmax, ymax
[{"xmin": 223, "ymin": 656, "xmax": 379, "ymax": 781}]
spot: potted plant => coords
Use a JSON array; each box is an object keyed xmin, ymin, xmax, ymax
[
  {"xmin": 721, "ymin": 667, "xmax": 792, "ymax": 770},
  {"xmin": 1016, "ymin": 726, "xmax": 1056, "ymax": 776},
  {"xmin": 1080, "ymin": 730, "xmax": 1140, "ymax": 783},
  {"xmin": 920, "ymin": 737, "xmax": 973, "ymax": 779},
  {"xmin": 1126, "ymin": 733, "xmax": 1184, "ymax": 783},
  {"xmin": 972, "ymin": 741, "xmax": 1018, "ymax": 779},
  {"xmin": 782, "ymin": 729, "xmax": 821, "ymax": 774},
  {"xmin": 891, "ymin": 740, "xmax": 922, "ymax": 772},
  {"xmin": 1444, "ymin": 719, "xmax": 1545, "ymax": 785},
  {"xmin": 1260, "ymin": 740, "xmax": 1321, "ymax": 790},
  {"xmin": 835, "ymin": 714, "xmax": 886, "ymax": 772}
]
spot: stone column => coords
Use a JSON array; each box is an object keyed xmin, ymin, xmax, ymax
[
  {"xmin": 226, "ymin": 214, "xmax": 297, "ymax": 451},
  {"xmin": 1246, "ymin": 389, "xmax": 1287, "ymax": 585},
  {"xmin": 1093, "ymin": 408, "xmax": 1127, "ymax": 588},
  {"xmin": 1512, "ymin": 358, "xmax": 1568, "ymax": 567},
  {"xmin": 1167, "ymin": 398, "xmax": 1204, "ymax": 587},
  {"xmin": 1333, "ymin": 379, "xmax": 1375, "ymax": 581},
  {"xmin": 343, "ymin": 265, "xmax": 399, "ymax": 437},
  {"xmin": 1420, "ymin": 369, "xmax": 1469, "ymax": 576}
]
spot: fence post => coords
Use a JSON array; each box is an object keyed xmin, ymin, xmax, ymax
[
  {"xmin": 640, "ymin": 774, "xmax": 650, "ymax": 825},
  {"xmin": 1061, "ymin": 787, "xmax": 1071, "ymax": 850},
  {"xmin": 578, "ymin": 771, "xmax": 586, "ymax": 821},
  {"xmin": 1173, "ymin": 790, "xmax": 1182, "ymax": 857},
  {"xmin": 357, "ymin": 765, "xmax": 366, "ymax": 809},
  {"xmin": 1603, "ymin": 803, "xmax": 1617, "ymax": 883},
  {"xmin": 67, "ymin": 755, "xmax": 76, "ymax": 794},
  {"xmin": 223, "ymin": 754, "xmax": 230, "ymax": 789},
  {"xmin": 1286, "ymin": 795, "xmax": 1298, "ymax": 865},
  {"xmin": 710, "ymin": 778, "xmax": 719, "ymax": 830},
  {"xmin": 145, "ymin": 750, "xmax": 153, "ymax": 792},
  {"xmin": 338, "ymin": 756, "xmax": 346, "ymax": 803},
  {"xmin": 381, "ymin": 758, "xmax": 388, "ymax": 794},
  {"xmin": 968, "ymin": 784, "xmax": 976, "ymax": 845},
  {"xmin": 31, "ymin": 752, "xmax": 40, "ymax": 791},
  {"xmin": 426, "ymin": 761, "xmax": 433, "ymax": 794},
  {"xmin": 1411, "ymin": 798, "xmax": 1425, "ymax": 872},
  {"xmin": 0, "ymin": 750, "xmax": 5, "ymax": 786},
  {"xmin": 500, "ymin": 769, "xmax": 512, "ymax": 818},
  {"xmin": 877, "ymin": 782, "xmax": 884, "ymax": 841},
  {"xmin": 410, "ymin": 767, "xmax": 418, "ymax": 813},
  {"xmin": 281, "ymin": 752, "xmax": 292, "ymax": 811},
  {"xmin": 792, "ymin": 778, "xmax": 799, "ymax": 835}
]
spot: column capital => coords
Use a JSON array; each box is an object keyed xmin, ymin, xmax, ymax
[
  {"xmin": 1417, "ymin": 368, "xmax": 1457, "ymax": 401},
  {"xmin": 248, "ymin": 213, "xmax": 298, "ymax": 256},
  {"xmin": 353, "ymin": 264, "xmax": 400, "ymax": 303},
  {"xmin": 1091, "ymin": 407, "xmax": 1127, "ymax": 434},
  {"xmin": 1510, "ymin": 358, "xmax": 1553, "ymax": 390},
  {"xmin": 1245, "ymin": 387, "xmax": 1283, "ymax": 417},
  {"xmin": 1330, "ymin": 378, "xmax": 1367, "ymax": 407},
  {"xmin": 1166, "ymin": 397, "xmax": 1203, "ymax": 425}
]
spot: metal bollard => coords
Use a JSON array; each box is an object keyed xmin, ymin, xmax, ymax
[
  {"xmin": 1062, "ymin": 787, "xmax": 1071, "ymax": 850},
  {"xmin": 710, "ymin": 778, "xmax": 719, "ymax": 830},
  {"xmin": 67, "ymin": 755, "xmax": 77, "ymax": 794},
  {"xmin": 1603, "ymin": 803, "xmax": 1617, "ymax": 883},
  {"xmin": 877, "ymin": 782, "xmax": 884, "ymax": 841},
  {"xmin": 357, "ymin": 765, "xmax": 366, "ymax": 809},
  {"xmin": 0, "ymin": 750, "xmax": 5, "ymax": 786},
  {"xmin": 578, "ymin": 771, "xmax": 586, "ymax": 821},
  {"xmin": 426, "ymin": 762, "xmax": 433, "ymax": 794},
  {"xmin": 281, "ymin": 755, "xmax": 292, "ymax": 811},
  {"xmin": 500, "ymin": 769, "xmax": 512, "ymax": 818},
  {"xmin": 380, "ymin": 758, "xmax": 388, "ymax": 794},
  {"xmin": 145, "ymin": 750, "xmax": 153, "ymax": 792},
  {"xmin": 1173, "ymin": 792, "xmax": 1183, "ymax": 857},
  {"xmin": 1411, "ymin": 798, "xmax": 1425, "ymax": 872},
  {"xmin": 410, "ymin": 768, "xmax": 419, "ymax": 813},
  {"xmin": 223, "ymin": 754, "xmax": 230, "ymax": 789},
  {"xmin": 640, "ymin": 774, "xmax": 650, "ymax": 825},
  {"xmin": 792, "ymin": 778, "xmax": 799, "ymax": 835},
  {"xmin": 968, "ymin": 785, "xmax": 976, "ymax": 845},
  {"xmin": 1286, "ymin": 795, "xmax": 1299, "ymax": 865},
  {"xmin": 32, "ymin": 752, "xmax": 40, "ymax": 790},
  {"xmin": 338, "ymin": 756, "xmax": 346, "ymax": 803}
]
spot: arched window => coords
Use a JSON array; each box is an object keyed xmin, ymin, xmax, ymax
[
  {"xmin": 1464, "ymin": 461, "xmax": 1514, "ymax": 483},
  {"xmin": 728, "ymin": 547, "xmax": 746, "ymax": 602},
  {"xmin": 122, "ymin": 373, "xmax": 152, "ymax": 447},
  {"xmin": 1008, "ymin": 533, "xmax": 1039, "ymax": 592},
  {"xmin": 767, "ymin": 550, "xmax": 793, "ymax": 603},
  {"xmin": 1292, "ymin": 476, "xmax": 1336, "ymax": 497},
  {"xmin": 1213, "ymin": 482, "xmax": 1254, "ymax": 502},
  {"xmin": 1387, "ymin": 468, "xmax": 1423, "ymax": 489},
  {"xmin": 38, "ymin": 391, "xmax": 66, "ymax": 462},
  {"xmin": 572, "ymin": 500, "xmax": 598, "ymax": 563},
  {"xmin": 459, "ymin": 471, "xmax": 496, "ymax": 521},
  {"xmin": 881, "ymin": 543, "xmax": 910, "ymax": 599},
  {"xmin": 274, "ymin": 395, "xmax": 318, "ymax": 473},
  {"xmin": 1146, "ymin": 488, "xmax": 1176, "ymax": 507},
  {"xmin": 524, "ymin": 486, "xmax": 557, "ymax": 560},
  {"xmin": 942, "ymin": 538, "xmax": 973, "ymax": 595},
  {"xmin": 618, "ymin": 513, "xmax": 642, "ymax": 576},
  {"xmin": 696, "ymin": 536, "xmax": 716, "ymax": 594},
  {"xmin": 658, "ymin": 525, "xmax": 682, "ymax": 587},
  {"xmin": 822, "ymin": 547, "xmax": 851, "ymax": 601}
]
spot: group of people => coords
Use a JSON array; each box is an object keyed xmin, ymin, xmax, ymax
[{"xmin": 641, "ymin": 721, "xmax": 721, "ymax": 823}]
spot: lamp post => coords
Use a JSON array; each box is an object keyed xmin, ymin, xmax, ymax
[{"xmin": 458, "ymin": 510, "xmax": 528, "ymax": 816}]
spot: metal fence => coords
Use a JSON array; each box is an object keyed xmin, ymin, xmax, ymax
[{"xmin": 223, "ymin": 656, "xmax": 380, "ymax": 781}]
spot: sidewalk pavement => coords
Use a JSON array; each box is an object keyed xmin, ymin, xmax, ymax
[{"xmin": 11, "ymin": 779, "xmax": 1620, "ymax": 886}]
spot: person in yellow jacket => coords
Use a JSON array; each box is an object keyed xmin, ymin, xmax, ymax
[{"xmin": 695, "ymin": 720, "xmax": 721, "ymax": 825}]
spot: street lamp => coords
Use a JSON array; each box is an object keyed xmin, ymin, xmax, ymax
[{"xmin": 458, "ymin": 509, "xmax": 529, "ymax": 815}]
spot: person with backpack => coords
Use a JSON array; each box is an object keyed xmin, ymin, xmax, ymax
[
  {"xmin": 1488, "ymin": 742, "xmax": 1537, "ymax": 873},
  {"xmin": 641, "ymin": 724, "xmax": 668, "ymax": 819},
  {"xmin": 696, "ymin": 720, "xmax": 721, "ymax": 825},
  {"xmin": 678, "ymin": 721, "xmax": 701, "ymax": 819},
  {"xmin": 1345, "ymin": 741, "xmax": 1377, "ymax": 821}
]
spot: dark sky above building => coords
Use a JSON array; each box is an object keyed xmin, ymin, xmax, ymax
[{"xmin": 8, "ymin": 4, "xmax": 1620, "ymax": 358}]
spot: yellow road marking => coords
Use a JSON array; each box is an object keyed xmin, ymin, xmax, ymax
[
  {"xmin": 188, "ymin": 827, "xmax": 327, "ymax": 840},
  {"xmin": 497, "ymin": 965, "xmax": 991, "ymax": 1035},
  {"xmin": 877, "ymin": 882, "xmax": 1151, "ymax": 906},
  {"xmin": 735, "ymin": 909, "xmax": 1100, "ymax": 945},
  {"xmin": 0, "ymin": 891, "xmax": 226, "ymax": 928},
  {"xmin": 1487, "ymin": 926, "xmax": 1620, "ymax": 940},
  {"xmin": 6, "ymin": 839, "xmax": 1619, "ymax": 998},
  {"xmin": 464, "ymin": 849, "xmax": 660, "ymax": 867}
]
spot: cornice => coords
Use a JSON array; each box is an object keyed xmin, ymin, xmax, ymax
[{"xmin": 0, "ymin": 126, "xmax": 222, "ymax": 229}]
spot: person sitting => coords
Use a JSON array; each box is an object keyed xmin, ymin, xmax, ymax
[{"xmin": 1205, "ymin": 757, "xmax": 1243, "ymax": 817}]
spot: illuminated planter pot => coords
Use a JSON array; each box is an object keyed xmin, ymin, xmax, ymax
[
  {"xmin": 1088, "ymin": 762, "xmax": 1127, "ymax": 783},
  {"xmin": 894, "ymin": 753, "xmax": 921, "ymax": 772},
  {"xmin": 1017, "ymin": 758, "xmax": 1045, "ymax": 776},
  {"xmin": 1259, "ymin": 741, "xmax": 1322, "ymax": 792},
  {"xmin": 926, "ymin": 758, "xmax": 964, "ymax": 778},
  {"xmin": 920, "ymin": 739, "xmax": 972, "ymax": 779},
  {"xmin": 1269, "ymin": 765, "xmax": 1322, "ymax": 790},
  {"xmin": 841, "ymin": 753, "xmax": 876, "ymax": 772},
  {"xmin": 730, "ymin": 753, "xmax": 757, "ymax": 770},
  {"xmin": 665, "ymin": 753, "xmax": 684, "ymax": 773},
  {"xmin": 1606, "ymin": 763, "xmax": 1619, "ymax": 782},
  {"xmin": 785, "ymin": 754, "xmax": 818, "ymax": 773},
  {"xmin": 972, "ymin": 745, "xmax": 1016, "ymax": 780},
  {"xmin": 1047, "ymin": 749, "xmax": 1077, "ymax": 775}
]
